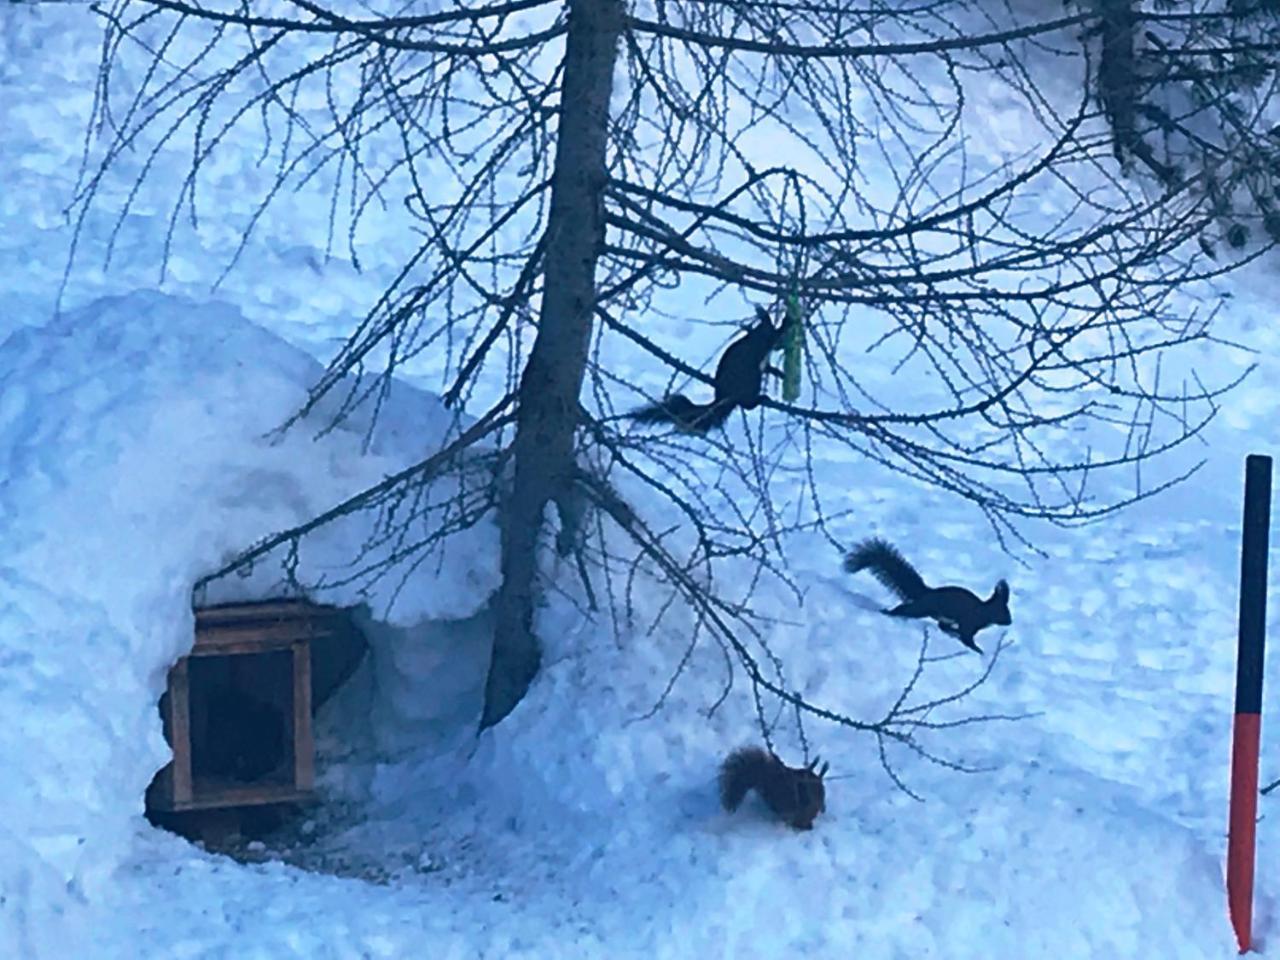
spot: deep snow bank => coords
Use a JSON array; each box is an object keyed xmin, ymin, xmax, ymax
[
  {"xmin": 0, "ymin": 289, "xmax": 1253, "ymax": 959},
  {"xmin": 0, "ymin": 290, "xmax": 499, "ymax": 938}
]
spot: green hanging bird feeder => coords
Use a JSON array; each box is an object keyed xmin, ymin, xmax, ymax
[{"xmin": 781, "ymin": 293, "xmax": 805, "ymax": 402}]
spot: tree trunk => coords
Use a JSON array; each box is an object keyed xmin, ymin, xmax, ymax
[{"xmin": 481, "ymin": 0, "xmax": 623, "ymax": 729}]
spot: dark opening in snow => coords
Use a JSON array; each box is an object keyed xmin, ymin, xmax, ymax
[{"xmin": 188, "ymin": 650, "xmax": 292, "ymax": 785}]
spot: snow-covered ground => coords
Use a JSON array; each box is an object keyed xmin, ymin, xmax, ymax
[{"xmin": 2, "ymin": 3, "xmax": 1278, "ymax": 958}]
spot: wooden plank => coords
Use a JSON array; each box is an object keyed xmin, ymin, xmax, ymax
[
  {"xmin": 168, "ymin": 658, "xmax": 193, "ymax": 805},
  {"xmin": 195, "ymin": 598, "xmax": 323, "ymax": 618},
  {"xmin": 160, "ymin": 782, "xmax": 315, "ymax": 813},
  {"xmin": 195, "ymin": 600, "xmax": 339, "ymax": 626},
  {"xmin": 193, "ymin": 620, "xmax": 335, "ymax": 653},
  {"xmin": 196, "ymin": 619, "xmax": 336, "ymax": 642},
  {"xmin": 190, "ymin": 635, "xmax": 301, "ymax": 657},
  {"xmin": 293, "ymin": 640, "xmax": 315, "ymax": 791}
]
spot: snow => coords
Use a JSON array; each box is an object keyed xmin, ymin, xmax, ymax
[
  {"xmin": 0, "ymin": 2, "xmax": 1277, "ymax": 959},
  {"xmin": 0, "ymin": 289, "xmax": 500, "ymax": 943}
]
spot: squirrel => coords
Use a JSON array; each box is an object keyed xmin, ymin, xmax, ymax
[
  {"xmin": 719, "ymin": 746, "xmax": 829, "ymax": 830},
  {"xmin": 843, "ymin": 537, "xmax": 1011, "ymax": 653},
  {"xmin": 631, "ymin": 307, "xmax": 793, "ymax": 433}
]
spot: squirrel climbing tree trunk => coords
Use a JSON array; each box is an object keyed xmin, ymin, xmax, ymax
[{"xmin": 481, "ymin": 0, "xmax": 624, "ymax": 729}]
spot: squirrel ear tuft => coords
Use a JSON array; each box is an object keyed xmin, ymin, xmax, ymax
[{"xmin": 994, "ymin": 580, "xmax": 1010, "ymax": 601}]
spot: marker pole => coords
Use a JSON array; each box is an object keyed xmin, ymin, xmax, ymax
[{"xmin": 1228, "ymin": 454, "xmax": 1271, "ymax": 954}]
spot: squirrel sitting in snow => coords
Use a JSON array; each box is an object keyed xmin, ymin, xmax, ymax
[
  {"xmin": 843, "ymin": 537, "xmax": 1011, "ymax": 653},
  {"xmin": 719, "ymin": 746, "xmax": 829, "ymax": 830},
  {"xmin": 631, "ymin": 307, "xmax": 794, "ymax": 434}
]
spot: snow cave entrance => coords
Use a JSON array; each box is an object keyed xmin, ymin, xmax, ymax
[{"xmin": 146, "ymin": 600, "xmax": 368, "ymax": 848}]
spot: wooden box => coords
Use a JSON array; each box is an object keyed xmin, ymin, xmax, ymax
[{"xmin": 148, "ymin": 600, "xmax": 343, "ymax": 813}]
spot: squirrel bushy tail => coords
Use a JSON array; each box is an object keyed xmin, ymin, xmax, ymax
[
  {"xmin": 718, "ymin": 746, "xmax": 764, "ymax": 811},
  {"xmin": 719, "ymin": 746, "xmax": 828, "ymax": 830},
  {"xmin": 843, "ymin": 537, "xmax": 927, "ymax": 601},
  {"xmin": 630, "ymin": 395, "xmax": 734, "ymax": 433}
]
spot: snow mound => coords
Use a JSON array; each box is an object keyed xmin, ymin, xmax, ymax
[{"xmin": 0, "ymin": 290, "xmax": 499, "ymax": 915}]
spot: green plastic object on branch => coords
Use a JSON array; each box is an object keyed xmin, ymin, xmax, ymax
[{"xmin": 782, "ymin": 293, "xmax": 805, "ymax": 402}]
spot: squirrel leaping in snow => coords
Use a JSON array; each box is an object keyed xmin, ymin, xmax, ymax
[
  {"xmin": 631, "ymin": 307, "xmax": 794, "ymax": 433},
  {"xmin": 843, "ymin": 537, "xmax": 1011, "ymax": 653},
  {"xmin": 719, "ymin": 746, "xmax": 829, "ymax": 830}
]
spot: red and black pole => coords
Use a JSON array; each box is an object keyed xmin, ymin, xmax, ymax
[{"xmin": 1228, "ymin": 453, "xmax": 1271, "ymax": 954}]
